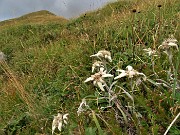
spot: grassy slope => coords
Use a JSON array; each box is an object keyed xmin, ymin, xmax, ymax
[
  {"xmin": 0, "ymin": 0, "xmax": 179, "ymax": 134},
  {"xmin": 0, "ymin": 10, "xmax": 67, "ymax": 30}
]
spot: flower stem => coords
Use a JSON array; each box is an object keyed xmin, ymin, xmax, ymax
[{"xmin": 164, "ymin": 112, "xmax": 180, "ymax": 135}]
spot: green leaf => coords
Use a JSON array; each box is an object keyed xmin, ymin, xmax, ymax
[
  {"xmin": 85, "ymin": 127, "xmax": 97, "ymax": 135},
  {"xmin": 92, "ymin": 111, "xmax": 104, "ymax": 135},
  {"xmin": 147, "ymin": 78, "xmax": 159, "ymax": 86}
]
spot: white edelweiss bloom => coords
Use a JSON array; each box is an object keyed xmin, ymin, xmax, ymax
[
  {"xmin": 143, "ymin": 48, "xmax": 158, "ymax": 56},
  {"xmin": 90, "ymin": 50, "xmax": 112, "ymax": 62},
  {"xmin": 158, "ymin": 37, "xmax": 178, "ymax": 51},
  {"xmin": 92, "ymin": 61, "xmax": 103, "ymax": 72},
  {"xmin": 52, "ymin": 113, "xmax": 69, "ymax": 134},
  {"xmin": 77, "ymin": 98, "xmax": 89, "ymax": 116},
  {"xmin": 84, "ymin": 67, "xmax": 113, "ymax": 91},
  {"xmin": 114, "ymin": 65, "xmax": 146, "ymax": 80},
  {"xmin": 0, "ymin": 51, "xmax": 6, "ymax": 61}
]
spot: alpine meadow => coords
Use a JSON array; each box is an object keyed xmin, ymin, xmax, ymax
[{"xmin": 0, "ymin": 0, "xmax": 179, "ymax": 134}]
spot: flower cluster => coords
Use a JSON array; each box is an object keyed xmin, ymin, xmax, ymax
[
  {"xmin": 84, "ymin": 50, "xmax": 147, "ymax": 91},
  {"xmin": 81, "ymin": 50, "xmax": 148, "ymax": 127}
]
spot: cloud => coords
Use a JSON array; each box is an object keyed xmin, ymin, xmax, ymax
[{"xmin": 0, "ymin": 0, "xmax": 114, "ymax": 21}]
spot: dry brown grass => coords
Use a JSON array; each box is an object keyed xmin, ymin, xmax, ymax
[{"xmin": 0, "ymin": 61, "xmax": 35, "ymax": 113}]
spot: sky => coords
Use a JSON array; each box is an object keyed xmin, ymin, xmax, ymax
[{"xmin": 0, "ymin": 0, "xmax": 117, "ymax": 21}]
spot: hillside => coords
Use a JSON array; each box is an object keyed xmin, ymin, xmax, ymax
[
  {"xmin": 0, "ymin": 0, "xmax": 179, "ymax": 134},
  {"xmin": 0, "ymin": 10, "xmax": 67, "ymax": 30}
]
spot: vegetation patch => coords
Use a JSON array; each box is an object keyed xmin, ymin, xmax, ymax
[{"xmin": 0, "ymin": 0, "xmax": 179, "ymax": 134}]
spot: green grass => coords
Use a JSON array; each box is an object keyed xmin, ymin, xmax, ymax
[{"xmin": 0, "ymin": 0, "xmax": 180, "ymax": 134}]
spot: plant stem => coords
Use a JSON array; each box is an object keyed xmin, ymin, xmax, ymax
[{"xmin": 164, "ymin": 112, "xmax": 180, "ymax": 135}]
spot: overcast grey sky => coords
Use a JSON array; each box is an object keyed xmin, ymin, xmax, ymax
[{"xmin": 0, "ymin": 0, "xmax": 117, "ymax": 21}]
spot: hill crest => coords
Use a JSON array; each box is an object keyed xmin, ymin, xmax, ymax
[{"xmin": 0, "ymin": 10, "xmax": 67, "ymax": 29}]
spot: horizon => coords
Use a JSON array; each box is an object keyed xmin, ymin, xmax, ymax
[{"xmin": 0, "ymin": 0, "xmax": 117, "ymax": 22}]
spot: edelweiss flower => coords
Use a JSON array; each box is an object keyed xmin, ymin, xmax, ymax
[
  {"xmin": 92, "ymin": 61, "xmax": 103, "ymax": 72},
  {"xmin": 0, "ymin": 52, "xmax": 6, "ymax": 61},
  {"xmin": 84, "ymin": 67, "xmax": 113, "ymax": 91},
  {"xmin": 158, "ymin": 38, "xmax": 178, "ymax": 51},
  {"xmin": 77, "ymin": 98, "xmax": 89, "ymax": 116},
  {"xmin": 114, "ymin": 65, "xmax": 146, "ymax": 80},
  {"xmin": 158, "ymin": 37, "xmax": 178, "ymax": 63},
  {"xmin": 90, "ymin": 50, "xmax": 112, "ymax": 62},
  {"xmin": 52, "ymin": 113, "xmax": 69, "ymax": 134},
  {"xmin": 143, "ymin": 48, "xmax": 158, "ymax": 56}
]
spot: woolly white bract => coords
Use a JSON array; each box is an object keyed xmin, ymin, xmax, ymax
[
  {"xmin": 90, "ymin": 50, "xmax": 112, "ymax": 62},
  {"xmin": 52, "ymin": 113, "xmax": 69, "ymax": 134},
  {"xmin": 114, "ymin": 65, "xmax": 146, "ymax": 80},
  {"xmin": 158, "ymin": 37, "xmax": 178, "ymax": 51},
  {"xmin": 77, "ymin": 98, "xmax": 89, "ymax": 116},
  {"xmin": 143, "ymin": 48, "xmax": 158, "ymax": 56},
  {"xmin": 92, "ymin": 61, "xmax": 103, "ymax": 72}
]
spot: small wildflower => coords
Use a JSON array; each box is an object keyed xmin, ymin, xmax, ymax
[
  {"xmin": 52, "ymin": 113, "xmax": 69, "ymax": 134},
  {"xmin": 77, "ymin": 98, "xmax": 89, "ymax": 116},
  {"xmin": 90, "ymin": 50, "xmax": 112, "ymax": 62},
  {"xmin": 84, "ymin": 67, "xmax": 113, "ymax": 91},
  {"xmin": 114, "ymin": 65, "xmax": 146, "ymax": 80},
  {"xmin": 158, "ymin": 37, "xmax": 178, "ymax": 51},
  {"xmin": 143, "ymin": 48, "xmax": 158, "ymax": 56},
  {"xmin": 158, "ymin": 37, "xmax": 178, "ymax": 63},
  {"xmin": 92, "ymin": 61, "xmax": 103, "ymax": 72}
]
